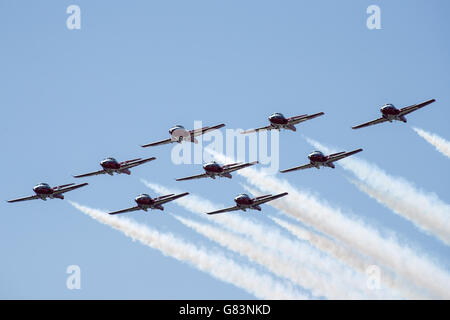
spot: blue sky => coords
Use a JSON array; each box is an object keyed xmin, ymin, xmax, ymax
[{"xmin": 1, "ymin": 1, "xmax": 449, "ymax": 299}]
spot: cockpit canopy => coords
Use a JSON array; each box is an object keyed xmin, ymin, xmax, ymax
[
  {"xmin": 235, "ymin": 193, "xmax": 250, "ymax": 199},
  {"xmin": 103, "ymin": 157, "xmax": 117, "ymax": 163},
  {"xmin": 270, "ymin": 112, "xmax": 285, "ymax": 118},
  {"xmin": 137, "ymin": 193, "xmax": 150, "ymax": 199},
  {"xmin": 36, "ymin": 183, "xmax": 50, "ymax": 188},
  {"xmin": 381, "ymin": 103, "xmax": 395, "ymax": 110},
  {"xmin": 170, "ymin": 125, "xmax": 185, "ymax": 132},
  {"xmin": 309, "ymin": 150, "xmax": 324, "ymax": 157}
]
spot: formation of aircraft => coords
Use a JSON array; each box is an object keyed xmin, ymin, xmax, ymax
[
  {"xmin": 74, "ymin": 157, "xmax": 156, "ymax": 178},
  {"xmin": 7, "ymin": 98, "xmax": 437, "ymax": 215},
  {"xmin": 206, "ymin": 192, "xmax": 289, "ymax": 215},
  {"xmin": 7, "ymin": 183, "xmax": 88, "ymax": 203},
  {"xmin": 176, "ymin": 161, "xmax": 258, "ymax": 181},
  {"xmin": 141, "ymin": 123, "xmax": 225, "ymax": 147},
  {"xmin": 108, "ymin": 193, "xmax": 189, "ymax": 215},
  {"xmin": 280, "ymin": 148, "xmax": 363, "ymax": 173},
  {"xmin": 241, "ymin": 112, "xmax": 324, "ymax": 134},
  {"xmin": 352, "ymin": 99, "xmax": 435, "ymax": 130}
]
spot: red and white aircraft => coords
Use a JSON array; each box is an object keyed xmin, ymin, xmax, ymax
[
  {"xmin": 206, "ymin": 192, "xmax": 288, "ymax": 215},
  {"xmin": 73, "ymin": 157, "xmax": 156, "ymax": 178},
  {"xmin": 108, "ymin": 192, "xmax": 189, "ymax": 215},
  {"xmin": 352, "ymin": 99, "xmax": 435, "ymax": 129},
  {"xmin": 176, "ymin": 161, "xmax": 258, "ymax": 181},
  {"xmin": 241, "ymin": 112, "xmax": 324, "ymax": 134},
  {"xmin": 141, "ymin": 123, "xmax": 225, "ymax": 147},
  {"xmin": 7, "ymin": 182, "xmax": 88, "ymax": 203},
  {"xmin": 280, "ymin": 148, "xmax": 363, "ymax": 173}
]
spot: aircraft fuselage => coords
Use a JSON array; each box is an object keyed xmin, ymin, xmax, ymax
[
  {"xmin": 233, "ymin": 194, "xmax": 261, "ymax": 211},
  {"xmin": 380, "ymin": 104, "xmax": 407, "ymax": 123},
  {"xmin": 100, "ymin": 158, "xmax": 131, "ymax": 175},
  {"xmin": 308, "ymin": 152, "xmax": 335, "ymax": 169},
  {"xmin": 135, "ymin": 194, "xmax": 164, "ymax": 211},
  {"xmin": 169, "ymin": 125, "xmax": 195, "ymax": 143},
  {"xmin": 32, "ymin": 184, "xmax": 64, "ymax": 200},
  {"xmin": 268, "ymin": 114, "xmax": 296, "ymax": 131},
  {"xmin": 203, "ymin": 162, "xmax": 232, "ymax": 179}
]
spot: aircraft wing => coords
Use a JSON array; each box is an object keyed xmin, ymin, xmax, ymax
[
  {"xmin": 280, "ymin": 163, "xmax": 315, "ymax": 173},
  {"xmin": 326, "ymin": 148, "xmax": 363, "ymax": 163},
  {"xmin": 287, "ymin": 112, "xmax": 325, "ymax": 125},
  {"xmin": 7, "ymin": 195, "xmax": 41, "ymax": 203},
  {"xmin": 141, "ymin": 138, "xmax": 173, "ymax": 148},
  {"xmin": 108, "ymin": 206, "xmax": 141, "ymax": 215},
  {"xmin": 223, "ymin": 161, "xmax": 258, "ymax": 173},
  {"xmin": 206, "ymin": 205, "xmax": 241, "ymax": 215},
  {"xmin": 190, "ymin": 124, "xmax": 225, "ymax": 137},
  {"xmin": 154, "ymin": 192, "xmax": 189, "ymax": 205},
  {"xmin": 53, "ymin": 183, "xmax": 88, "ymax": 195},
  {"xmin": 240, "ymin": 125, "xmax": 273, "ymax": 134},
  {"xmin": 352, "ymin": 117, "xmax": 388, "ymax": 130},
  {"xmin": 176, "ymin": 173, "xmax": 210, "ymax": 181},
  {"xmin": 121, "ymin": 157, "xmax": 157, "ymax": 169},
  {"xmin": 73, "ymin": 169, "xmax": 107, "ymax": 178},
  {"xmin": 252, "ymin": 192, "xmax": 288, "ymax": 206},
  {"xmin": 399, "ymin": 99, "xmax": 436, "ymax": 116}
]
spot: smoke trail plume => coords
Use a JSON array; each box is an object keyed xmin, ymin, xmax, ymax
[
  {"xmin": 413, "ymin": 127, "xmax": 450, "ymax": 159},
  {"xmin": 142, "ymin": 180, "xmax": 383, "ymax": 298},
  {"xmin": 173, "ymin": 214, "xmax": 370, "ymax": 299},
  {"xmin": 205, "ymin": 148, "xmax": 450, "ymax": 299},
  {"xmin": 69, "ymin": 201, "xmax": 305, "ymax": 300},
  {"xmin": 306, "ymin": 138, "xmax": 450, "ymax": 246},
  {"xmin": 269, "ymin": 215, "xmax": 425, "ymax": 299}
]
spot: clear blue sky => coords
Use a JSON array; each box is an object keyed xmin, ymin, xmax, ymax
[{"xmin": 1, "ymin": 0, "xmax": 449, "ymax": 299}]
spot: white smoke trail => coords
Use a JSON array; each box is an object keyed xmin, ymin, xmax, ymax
[
  {"xmin": 413, "ymin": 127, "xmax": 450, "ymax": 159},
  {"xmin": 173, "ymin": 214, "xmax": 367, "ymax": 299},
  {"xmin": 269, "ymin": 215, "xmax": 425, "ymax": 299},
  {"xmin": 141, "ymin": 180, "xmax": 384, "ymax": 298},
  {"xmin": 141, "ymin": 179, "xmax": 346, "ymax": 276},
  {"xmin": 205, "ymin": 148, "xmax": 450, "ymax": 299},
  {"xmin": 68, "ymin": 201, "xmax": 305, "ymax": 300},
  {"xmin": 242, "ymin": 183, "xmax": 424, "ymax": 299},
  {"xmin": 306, "ymin": 138, "xmax": 450, "ymax": 246}
]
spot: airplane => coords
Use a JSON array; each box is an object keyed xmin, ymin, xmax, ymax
[
  {"xmin": 205, "ymin": 192, "xmax": 288, "ymax": 215},
  {"xmin": 176, "ymin": 160, "xmax": 258, "ymax": 181},
  {"xmin": 280, "ymin": 148, "xmax": 363, "ymax": 173},
  {"xmin": 108, "ymin": 192, "xmax": 189, "ymax": 215},
  {"xmin": 352, "ymin": 99, "xmax": 436, "ymax": 130},
  {"xmin": 7, "ymin": 182, "xmax": 88, "ymax": 203},
  {"xmin": 73, "ymin": 157, "xmax": 156, "ymax": 178},
  {"xmin": 141, "ymin": 123, "xmax": 225, "ymax": 147},
  {"xmin": 241, "ymin": 112, "xmax": 324, "ymax": 134}
]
